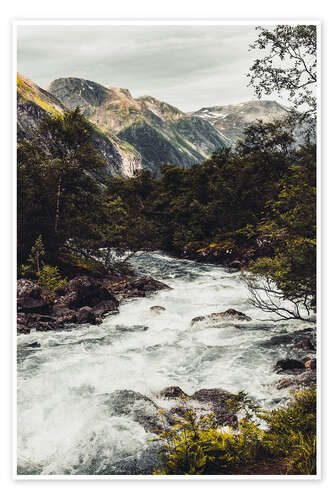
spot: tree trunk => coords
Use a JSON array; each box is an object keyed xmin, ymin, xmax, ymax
[{"xmin": 55, "ymin": 174, "xmax": 62, "ymax": 233}]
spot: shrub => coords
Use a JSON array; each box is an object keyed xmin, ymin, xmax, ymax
[
  {"xmin": 37, "ymin": 265, "xmax": 67, "ymax": 292},
  {"xmin": 153, "ymin": 387, "xmax": 316, "ymax": 475}
]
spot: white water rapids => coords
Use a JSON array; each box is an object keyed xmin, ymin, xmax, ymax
[{"xmin": 17, "ymin": 252, "xmax": 314, "ymax": 475}]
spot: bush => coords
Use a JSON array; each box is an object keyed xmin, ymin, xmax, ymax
[
  {"xmin": 37, "ymin": 265, "xmax": 67, "ymax": 292},
  {"xmin": 153, "ymin": 387, "xmax": 316, "ymax": 475}
]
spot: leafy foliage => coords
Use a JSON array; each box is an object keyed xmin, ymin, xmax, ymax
[
  {"xmin": 248, "ymin": 25, "xmax": 317, "ymax": 117},
  {"xmin": 153, "ymin": 388, "xmax": 316, "ymax": 475},
  {"xmin": 37, "ymin": 265, "xmax": 67, "ymax": 292}
]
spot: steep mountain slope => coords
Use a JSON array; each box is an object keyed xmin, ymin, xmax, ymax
[
  {"xmin": 48, "ymin": 78, "xmax": 228, "ymax": 173},
  {"xmin": 17, "ymin": 74, "xmax": 143, "ymax": 177},
  {"xmin": 191, "ymin": 100, "xmax": 289, "ymax": 144}
]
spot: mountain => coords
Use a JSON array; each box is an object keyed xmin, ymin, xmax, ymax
[
  {"xmin": 17, "ymin": 74, "xmax": 143, "ymax": 177},
  {"xmin": 48, "ymin": 78, "xmax": 228, "ymax": 173},
  {"xmin": 191, "ymin": 100, "xmax": 290, "ymax": 144}
]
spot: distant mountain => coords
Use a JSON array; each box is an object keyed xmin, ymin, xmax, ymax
[
  {"xmin": 17, "ymin": 74, "xmax": 143, "ymax": 178},
  {"xmin": 48, "ymin": 78, "xmax": 229, "ymax": 173},
  {"xmin": 18, "ymin": 75, "xmax": 293, "ymax": 179},
  {"xmin": 190, "ymin": 100, "xmax": 290, "ymax": 144}
]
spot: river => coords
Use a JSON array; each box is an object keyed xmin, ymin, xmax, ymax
[{"xmin": 17, "ymin": 252, "xmax": 315, "ymax": 475}]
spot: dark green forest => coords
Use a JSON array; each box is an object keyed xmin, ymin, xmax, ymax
[{"xmin": 18, "ymin": 108, "xmax": 316, "ymax": 318}]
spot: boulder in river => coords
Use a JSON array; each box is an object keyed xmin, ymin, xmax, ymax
[
  {"xmin": 259, "ymin": 334, "xmax": 294, "ymax": 347},
  {"xmin": 77, "ymin": 306, "xmax": 97, "ymax": 325},
  {"xmin": 102, "ymin": 389, "xmax": 174, "ymax": 433},
  {"xmin": 56, "ymin": 276, "xmax": 118, "ymax": 309},
  {"xmin": 159, "ymin": 386, "xmax": 188, "ymax": 399},
  {"xmin": 150, "ymin": 306, "xmax": 166, "ymax": 314},
  {"xmin": 111, "ymin": 277, "xmax": 171, "ymax": 299},
  {"xmin": 276, "ymin": 378, "xmax": 294, "ymax": 390},
  {"xmin": 295, "ymin": 339, "xmax": 315, "ymax": 351},
  {"xmin": 191, "ymin": 308, "xmax": 251, "ymax": 326},
  {"xmin": 26, "ymin": 341, "xmax": 41, "ymax": 348},
  {"xmin": 275, "ymin": 359, "xmax": 305, "ymax": 373},
  {"xmin": 159, "ymin": 386, "xmax": 238, "ymax": 428}
]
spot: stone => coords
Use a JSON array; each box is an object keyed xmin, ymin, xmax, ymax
[
  {"xmin": 111, "ymin": 277, "xmax": 171, "ymax": 299},
  {"xmin": 150, "ymin": 306, "xmax": 166, "ymax": 314},
  {"xmin": 276, "ymin": 378, "xmax": 294, "ymax": 390},
  {"xmin": 305, "ymin": 358, "xmax": 316, "ymax": 370},
  {"xmin": 57, "ymin": 276, "xmax": 118, "ymax": 309},
  {"xmin": 259, "ymin": 335, "xmax": 294, "ymax": 347},
  {"xmin": 102, "ymin": 390, "xmax": 174, "ymax": 433},
  {"xmin": 93, "ymin": 299, "xmax": 119, "ymax": 317},
  {"xmin": 17, "ymin": 324, "xmax": 30, "ymax": 334},
  {"xmin": 17, "ymin": 296, "xmax": 50, "ymax": 315},
  {"xmin": 190, "ymin": 388, "xmax": 237, "ymax": 427},
  {"xmin": 17, "ymin": 279, "xmax": 42, "ymax": 299},
  {"xmin": 191, "ymin": 308, "xmax": 251, "ymax": 326},
  {"xmin": 26, "ymin": 341, "xmax": 41, "ymax": 348},
  {"xmin": 295, "ymin": 339, "xmax": 315, "ymax": 351},
  {"xmin": 159, "ymin": 386, "xmax": 188, "ymax": 399},
  {"xmin": 275, "ymin": 359, "xmax": 305, "ymax": 372},
  {"xmin": 77, "ymin": 306, "xmax": 96, "ymax": 325}
]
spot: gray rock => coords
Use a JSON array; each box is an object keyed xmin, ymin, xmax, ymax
[
  {"xmin": 191, "ymin": 308, "xmax": 251, "ymax": 326},
  {"xmin": 102, "ymin": 390, "xmax": 173, "ymax": 433}
]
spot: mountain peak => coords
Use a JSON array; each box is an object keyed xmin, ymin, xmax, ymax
[{"xmin": 191, "ymin": 99, "xmax": 290, "ymax": 143}]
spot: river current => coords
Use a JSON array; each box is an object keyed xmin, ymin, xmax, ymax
[{"xmin": 17, "ymin": 252, "xmax": 314, "ymax": 475}]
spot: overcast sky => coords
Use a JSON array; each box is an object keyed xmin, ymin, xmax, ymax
[{"xmin": 18, "ymin": 25, "xmax": 272, "ymax": 111}]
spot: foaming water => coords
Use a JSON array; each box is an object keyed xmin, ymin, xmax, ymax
[{"xmin": 17, "ymin": 252, "xmax": 314, "ymax": 475}]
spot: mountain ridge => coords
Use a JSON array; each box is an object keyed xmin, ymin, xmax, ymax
[
  {"xmin": 48, "ymin": 77, "xmax": 229, "ymax": 173},
  {"xmin": 17, "ymin": 74, "xmax": 143, "ymax": 177}
]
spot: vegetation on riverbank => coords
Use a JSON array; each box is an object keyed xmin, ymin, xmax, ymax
[{"xmin": 153, "ymin": 387, "xmax": 316, "ymax": 475}]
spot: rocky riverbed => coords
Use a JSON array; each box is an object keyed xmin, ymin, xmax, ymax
[{"xmin": 17, "ymin": 252, "xmax": 316, "ymax": 475}]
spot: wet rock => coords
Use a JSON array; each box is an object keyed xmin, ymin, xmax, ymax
[
  {"xmin": 191, "ymin": 388, "xmax": 233, "ymax": 406},
  {"xmin": 112, "ymin": 277, "xmax": 171, "ymax": 299},
  {"xmin": 26, "ymin": 341, "xmax": 41, "ymax": 348},
  {"xmin": 295, "ymin": 339, "xmax": 315, "ymax": 351},
  {"xmin": 191, "ymin": 308, "xmax": 251, "ymax": 326},
  {"xmin": 230, "ymin": 260, "xmax": 242, "ymax": 269},
  {"xmin": 159, "ymin": 386, "xmax": 188, "ymax": 399},
  {"xmin": 259, "ymin": 334, "xmax": 294, "ymax": 347},
  {"xmin": 276, "ymin": 378, "xmax": 294, "ymax": 390},
  {"xmin": 57, "ymin": 276, "xmax": 118, "ymax": 309},
  {"xmin": 17, "ymin": 324, "xmax": 30, "ymax": 334},
  {"xmin": 297, "ymin": 369, "xmax": 316, "ymax": 387},
  {"xmin": 17, "ymin": 296, "xmax": 51, "ymax": 315},
  {"xmin": 190, "ymin": 388, "xmax": 237, "ymax": 427},
  {"xmin": 93, "ymin": 300, "xmax": 119, "ymax": 318},
  {"xmin": 150, "ymin": 306, "xmax": 166, "ymax": 314},
  {"xmin": 305, "ymin": 358, "xmax": 316, "ymax": 370},
  {"xmin": 102, "ymin": 390, "xmax": 173, "ymax": 433},
  {"xmin": 275, "ymin": 359, "xmax": 305, "ymax": 373},
  {"xmin": 17, "ymin": 279, "xmax": 42, "ymax": 299},
  {"xmin": 77, "ymin": 306, "xmax": 96, "ymax": 325},
  {"xmin": 293, "ymin": 327, "xmax": 315, "ymax": 336}
]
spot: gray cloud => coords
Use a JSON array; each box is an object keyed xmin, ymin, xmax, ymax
[{"xmin": 17, "ymin": 24, "xmax": 280, "ymax": 111}]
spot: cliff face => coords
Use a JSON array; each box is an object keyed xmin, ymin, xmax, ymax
[
  {"xmin": 17, "ymin": 74, "xmax": 143, "ymax": 178},
  {"xmin": 48, "ymin": 78, "xmax": 228, "ymax": 174}
]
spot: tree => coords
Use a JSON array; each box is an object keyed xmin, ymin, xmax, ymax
[
  {"xmin": 17, "ymin": 108, "xmax": 106, "ymax": 268},
  {"xmin": 243, "ymin": 143, "xmax": 316, "ymax": 321},
  {"xmin": 248, "ymin": 25, "xmax": 317, "ymax": 118}
]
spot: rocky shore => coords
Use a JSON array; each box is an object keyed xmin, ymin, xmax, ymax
[
  {"xmin": 183, "ymin": 234, "xmax": 274, "ymax": 269},
  {"xmin": 17, "ymin": 275, "xmax": 170, "ymax": 334}
]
